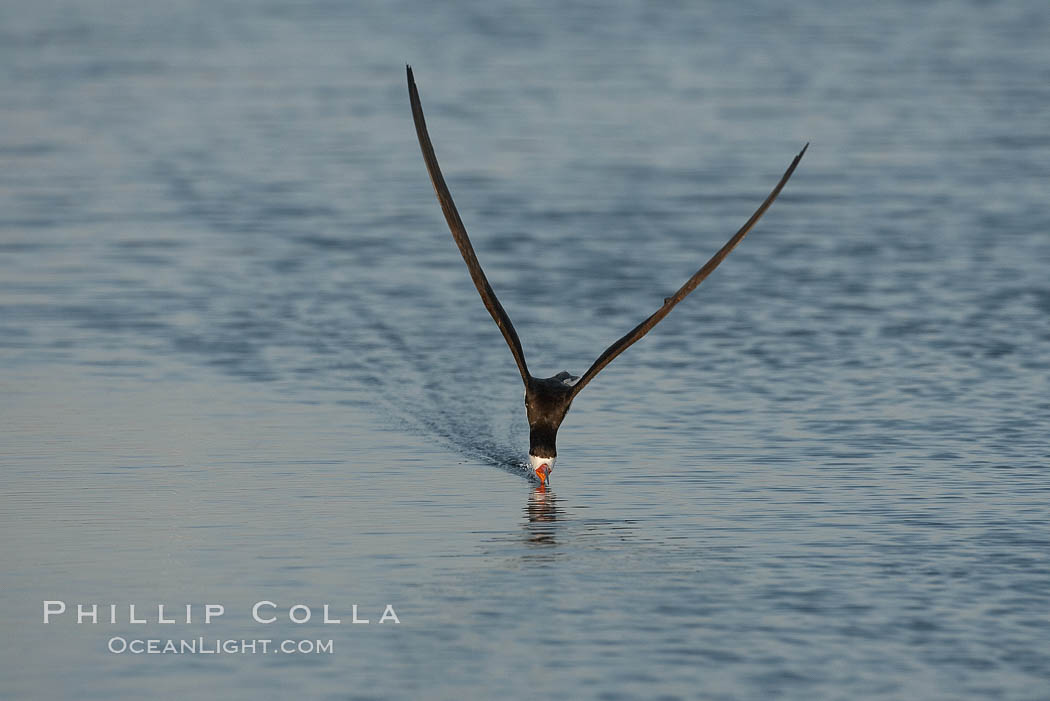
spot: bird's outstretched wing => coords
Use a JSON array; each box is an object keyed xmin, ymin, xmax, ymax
[
  {"xmin": 407, "ymin": 65, "xmax": 531, "ymax": 385},
  {"xmin": 569, "ymin": 143, "xmax": 809, "ymax": 398}
]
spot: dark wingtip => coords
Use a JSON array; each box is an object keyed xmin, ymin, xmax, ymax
[
  {"xmin": 406, "ymin": 64, "xmax": 414, "ymax": 82},
  {"xmin": 799, "ymin": 142, "xmax": 809, "ymax": 158}
]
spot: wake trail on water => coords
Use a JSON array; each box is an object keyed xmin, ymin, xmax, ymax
[
  {"xmin": 339, "ymin": 292, "xmax": 531, "ymax": 480},
  {"xmin": 124, "ymin": 151, "xmax": 532, "ymax": 478}
]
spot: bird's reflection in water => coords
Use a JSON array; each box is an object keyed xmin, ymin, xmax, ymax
[{"xmin": 524, "ymin": 485, "xmax": 560, "ymax": 546}]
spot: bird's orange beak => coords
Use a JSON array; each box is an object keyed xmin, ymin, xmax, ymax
[{"xmin": 535, "ymin": 463, "xmax": 551, "ymax": 484}]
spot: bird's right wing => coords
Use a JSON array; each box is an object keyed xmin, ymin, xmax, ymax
[
  {"xmin": 407, "ymin": 65, "xmax": 532, "ymax": 385},
  {"xmin": 570, "ymin": 144, "xmax": 808, "ymax": 398}
]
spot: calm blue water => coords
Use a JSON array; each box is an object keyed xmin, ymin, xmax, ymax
[{"xmin": 3, "ymin": 1, "xmax": 1049, "ymax": 699}]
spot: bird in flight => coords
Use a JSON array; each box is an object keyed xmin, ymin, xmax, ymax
[{"xmin": 407, "ymin": 66, "xmax": 806, "ymax": 485}]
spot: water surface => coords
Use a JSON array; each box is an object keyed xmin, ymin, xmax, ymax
[{"xmin": 2, "ymin": 1, "xmax": 1049, "ymax": 699}]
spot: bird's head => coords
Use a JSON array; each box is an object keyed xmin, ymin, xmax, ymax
[
  {"xmin": 528, "ymin": 454, "xmax": 555, "ymax": 485},
  {"xmin": 524, "ymin": 374, "xmax": 576, "ymax": 485}
]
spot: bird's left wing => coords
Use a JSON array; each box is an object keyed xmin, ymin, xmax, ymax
[{"xmin": 569, "ymin": 143, "xmax": 808, "ymax": 398}]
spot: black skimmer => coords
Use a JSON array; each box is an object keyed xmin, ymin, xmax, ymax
[{"xmin": 407, "ymin": 66, "xmax": 806, "ymax": 485}]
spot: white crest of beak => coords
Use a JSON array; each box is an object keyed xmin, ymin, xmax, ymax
[{"xmin": 528, "ymin": 454, "xmax": 555, "ymax": 476}]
